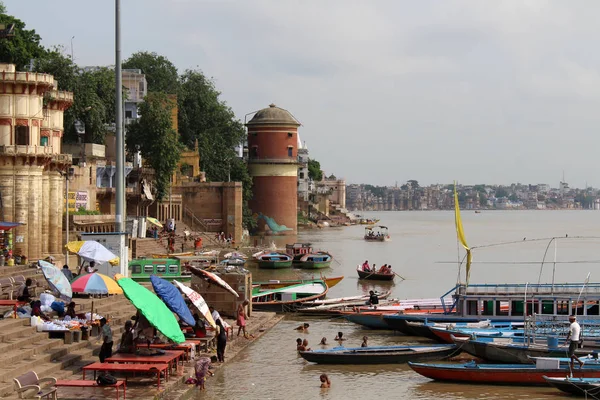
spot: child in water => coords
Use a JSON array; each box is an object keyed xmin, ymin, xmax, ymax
[
  {"xmin": 334, "ymin": 332, "xmax": 346, "ymax": 341},
  {"xmin": 320, "ymin": 374, "xmax": 331, "ymax": 388},
  {"xmin": 295, "ymin": 323, "xmax": 310, "ymax": 332},
  {"xmin": 361, "ymin": 336, "xmax": 368, "ymax": 347}
]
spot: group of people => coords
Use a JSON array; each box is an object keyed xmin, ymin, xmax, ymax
[{"xmin": 360, "ymin": 260, "xmax": 393, "ymax": 275}]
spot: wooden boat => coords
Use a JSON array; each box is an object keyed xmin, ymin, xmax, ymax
[
  {"xmin": 357, "ymin": 267, "xmax": 394, "ymax": 281},
  {"xmin": 220, "ymin": 257, "xmax": 246, "ymax": 266},
  {"xmin": 252, "ymin": 280, "xmax": 328, "ymax": 312},
  {"xmin": 256, "ymin": 252, "xmax": 293, "ymax": 269},
  {"xmin": 364, "ymin": 226, "xmax": 390, "ymax": 242},
  {"xmin": 409, "ymin": 360, "xmax": 600, "ymax": 385},
  {"xmin": 299, "ymin": 344, "xmax": 459, "ymax": 365},
  {"xmin": 452, "ymin": 336, "xmax": 591, "ymax": 364},
  {"xmin": 342, "ymin": 312, "xmax": 393, "ymax": 329},
  {"xmin": 254, "ymin": 276, "xmax": 343, "ymax": 290},
  {"xmin": 295, "ymin": 252, "xmax": 333, "ymax": 269},
  {"xmin": 151, "ymin": 251, "xmax": 194, "ymax": 258},
  {"xmin": 544, "ymin": 376, "xmax": 600, "ymax": 396}
]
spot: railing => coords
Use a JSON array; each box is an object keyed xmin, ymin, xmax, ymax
[
  {"xmin": 460, "ymin": 283, "xmax": 600, "ymax": 296},
  {"xmin": 182, "ymin": 207, "xmax": 222, "ymax": 246}
]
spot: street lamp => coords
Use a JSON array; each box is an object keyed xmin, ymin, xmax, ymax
[
  {"xmin": 70, "ymin": 36, "xmax": 75, "ymax": 61},
  {"xmin": 74, "ymin": 119, "xmax": 86, "ymax": 167}
]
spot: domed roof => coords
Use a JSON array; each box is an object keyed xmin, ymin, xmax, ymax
[{"xmin": 246, "ymin": 104, "xmax": 300, "ymax": 127}]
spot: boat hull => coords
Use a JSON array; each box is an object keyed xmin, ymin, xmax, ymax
[
  {"xmin": 258, "ymin": 260, "xmax": 293, "ymax": 269},
  {"xmin": 255, "ymin": 276, "xmax": 343, "ymax": 290},
  {"xmin": 456, "ymin": 338, "xmax": 590, "ymax": 364},
  {"xmin": 295, "ymin": 261, "xmax": 331, "ymax": 269},
  {"xmin": 300, "ymin": 345, "xmax": 459, "ymax": 364},
  {"xmin": 343, "ymin": 313, "xmax": 391, "ymax": 329},
  {"xmin": 409, "ymin": 363, "xmax": 600, "ymax": 385},
  {"xmin": 544, "ymin": 377, "xmax": 600, "ymax": 395},
  {"xmin": 357, "ymin": 270, "xmax": 394, "ymax": 281}
]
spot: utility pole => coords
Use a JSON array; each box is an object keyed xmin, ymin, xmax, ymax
[
  {"xmin": 65, "ymin": 173, "xmax": 69, "ymax": 263},
  {"xmin": 115, "ymin": 0, "xmax": 127, "ymax": 275}
]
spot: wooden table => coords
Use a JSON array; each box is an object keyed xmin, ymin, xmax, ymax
[
  {"xmin": 82, "ymin": 363, "xmax": 168, "ymax": 389},
  {"xmin": 186, "ymin": 336, "xmax": 216, "ymax": 352},
  {"xmin": 56, "ymin": 379, "xmax": 126, "ymax": 400},
  {"xmin": 106, "ymin": 350, "xmax": 185, "ymax": 377},
  {"xmin": 135, "ymin": 343, "xmax": 193, "ymax": 361}
]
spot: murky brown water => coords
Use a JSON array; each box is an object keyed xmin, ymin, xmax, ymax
[{"xmin": 197, "ymin": 211, "xmax": 600, "ymax": 399}]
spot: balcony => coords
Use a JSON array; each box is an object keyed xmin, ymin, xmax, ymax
[{"xmin": 0, "ymin": 145, "xmax": 72, "ymax": 162}]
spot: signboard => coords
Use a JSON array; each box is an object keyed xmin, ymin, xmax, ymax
[
  {"xmin": 203, "ymin": 218, "xmax": 223, "ymax": 227},
  {"xmin": 64, "ymin": 191, "xmax": 89, "ymax": 212}
]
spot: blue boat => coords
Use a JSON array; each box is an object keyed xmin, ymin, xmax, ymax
[
  {"xmin": 343, "ymin": 313, "xmax": 390, "ymax": 330},
  {"xmin": 544, "ymin": 376, "xmax": 600, "ymax": 395}
]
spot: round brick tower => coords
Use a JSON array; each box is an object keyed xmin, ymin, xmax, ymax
[{"xmin": 246, "ymin": 104, "xmax": 300, "ymax": 235}]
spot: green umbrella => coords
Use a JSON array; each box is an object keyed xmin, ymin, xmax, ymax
[{"xmin": 115, "ymin": 274, "xmax": 185, "ymax": 344}]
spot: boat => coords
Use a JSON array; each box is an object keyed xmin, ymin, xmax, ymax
[
  {"xmin": 342, "ymin": 312, "xmax": 392, "ymax": 329},
  {"xmin": 254, "ymin": 276, "xmax": 343, "ymax": 290},
  {"xmin": 299, "ymin": 344, "xmax": 459, "ymax": 364},
  {"xmin": 223, "ymin": 251, "xmax": 247, "ymax": 259},
  {"xmin": 128, "ymin": 258, "xmax": 191, "ymax": 282},
  {"xmin": 256, "ymin": 252, "xmax": 293, "ymax": 269},
  {"xmin": 364, "ymin": 226, "xmax": 390, "ymax": 242},
  {"xmin": 151, "ymin": 251, "xmax": 194, "ymax": 258},
  {"xmin": 544, "ymin": 376, "xmax": 600, "ymax": 396},
  {"xmin": 356, "ymin": 216, "xmax": 380, "ymax": 225},
  {"xmin": 452, "ymin": 336, "xmax": 591, "ymax": 364},
  {"xmin": 357, "ymin": 266, "xmax": 395, "ymax": 281},
  {"xmin": 286, "ymin": 243, "xmax": 313, "ymax": 260},
  {"xmin": 220, "ymin": 257, "xmax": 246, "ymax": 266},
  {"xmin": 252, "ymin": 280, "xmax": 329, "ymax": 312},
  {"xmin": 409, "ymin": 359, "xmax": 600, "ymax": 385},
  {"xmin": 295, "ymin": 252, "xmax": 333, "ymax": 269}
]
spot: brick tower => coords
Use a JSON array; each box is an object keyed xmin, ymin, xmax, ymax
[{"xmin": 246, "ymin": 104, "xmax": 300, "ymax": 235}]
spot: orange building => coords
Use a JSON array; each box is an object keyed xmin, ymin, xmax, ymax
[{"xmin": 246, "ymin": 104, "xmax": 300, "ymax": 235}]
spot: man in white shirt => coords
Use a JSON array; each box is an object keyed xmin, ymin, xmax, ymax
[{"xmin": 567, "ymin": 315, "xmax": 583, "ymax": 370}]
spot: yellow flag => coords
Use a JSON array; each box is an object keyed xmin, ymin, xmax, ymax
[{"xmin": 454, "ymin": 183, "xmax": 472, "ymax": 285}]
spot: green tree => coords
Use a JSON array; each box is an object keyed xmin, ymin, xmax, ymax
[
  {"xmin": 495, "ymin": 188, "xmax": 509, "ymax": 198},
  {"xmin": 508, "ymin": 194, "xmax": 519, "ymax": 202},
  {"xmin": 123, "ymin": 51, "xmax": 179, "ymax": 93},
  {"xmin": 308, "ymin": 159, "xmax": 323, "ymax": 181},
  {"xmin": 407, "ymin": 179, "xmax": 420, "ymax": 188},
  {"xmin": 126, "ymin": 92, "xmax": 182, "ymax": 200},
  {"xmin": 0, "ymin": 6, "xmax": 46, "ymax": 70}
]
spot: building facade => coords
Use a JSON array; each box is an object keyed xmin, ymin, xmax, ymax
[
  {"xmin": 0, "ymin": 63, "xmax": 73, "ymax": 260},
  {"xmin": 246, "ymin": 104, "xmax": 300, "ymax": 235}
]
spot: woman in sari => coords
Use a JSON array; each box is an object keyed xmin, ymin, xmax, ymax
[{"xmin": 194, "ymin": 357, "xmax": 214, "ymax": 390}]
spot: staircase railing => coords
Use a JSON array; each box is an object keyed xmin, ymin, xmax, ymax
[{"xmin": 182, "ymin": 206, "xmax": 221, "ymax": 246}]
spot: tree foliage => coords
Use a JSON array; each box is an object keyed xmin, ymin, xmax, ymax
[
  {"xmin": 307, "ymin": 159, "xmax": 323, "ymax": 181},
  {"xmin": 0, "ymin": 7, "xmax": 46, "ymax": 70},
  {"xmin": 123, "ymin": 51, "xmax": 179, "ymax": 93},
  {"xmin": 126, "ymin": 92, "xmax": 182, "ymax": 200}
]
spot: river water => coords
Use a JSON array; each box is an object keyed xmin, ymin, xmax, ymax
[{"xmin": 198, "ymin": 211, "xmax": 600, "ymax": 399}]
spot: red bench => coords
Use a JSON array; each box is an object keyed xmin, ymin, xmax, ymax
[
  {"xmin": 82, "ymin": 363, "xmax": 168, "ymax": 389},
  {"xmin": 56, "ymin": 379, "xmax": 126, "ymax": 400}
]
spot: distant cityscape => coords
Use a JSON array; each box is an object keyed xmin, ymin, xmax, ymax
[{"xmin": 345, "ymin": 181, "xmax": 600, "ymax": 211}]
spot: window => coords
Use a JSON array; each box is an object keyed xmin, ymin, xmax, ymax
[
  {"xmin": 299, "ymin": 172, "xmax": 304, "ymax": 179},
  {"xmin": 15, "ymin": 126, "xmax": 29, "ymax": 145},
  {"xmin": 131, "ymin": 264, "xmax": 142, "ymax": 274},
  {"xmin": 139, "ymin": 81, "xmax": 145, "ymax": 93},
  {"xmin": 168, "ymin": 265, "xmax": 179, "ymax": 274},
  {"xmin": 251, "ymin": 146, "xmax": 258, "ymax": 157},
  {"xmin": 288, "ymin": 132, "xmax": 293, "ymax": 137},
  {"xmin": 89, "ymin": 166, "xmax": 93, "ymax": 185},
  {"xmin": 143, "ymin": 265, "xmax": 154, "ymax": 274},
  {"xmin": 288, "ymin": 146, "xmax": 293, "ymax": 157},
  {"xmin": 40, "ymin": 136, "xmax": 48, "ymax": 147},
  {"xmin": 156, "ymin": 265, "xmax": 166, "ymax": 273},
  {"xmin": 125, "ymin": 110, "xmax": 132, "ymax": 119}
]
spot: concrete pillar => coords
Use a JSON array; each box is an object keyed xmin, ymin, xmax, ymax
[
  {"xmin": 0, "ymin": 164, "xmax": 15, "ymax": 223},
  {"xmin": 28, "ymin": 166, "xmax": 43, "ymax": 260},
  {"xmin": 14, "ymin": 161, "xmax": 29, "ymax": 257},
  {"xmin": 57, "ymin": 174, "xmax": 64, "ymax": 253},
  {"xmin": 41, "ymin": 172, "xmax": 49, "ymax": 255},
  {"xmin": 48, "ymin": 171, "xmax": 61, "ymax": 254}
]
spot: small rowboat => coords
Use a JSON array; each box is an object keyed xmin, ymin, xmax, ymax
[
  {"xmin": 357, "ymin": 267, "xmax": 394, "ymax": 281},
  {"xmin": 295, "ymin": 252, "xmax": 333, "ymax": 269},
  {"xmin": 252, "ymin": 280, "xmax": 328, "ymax": 312},
  {"xmin": 256, "ymin": 252, "xmax": 293, "ymax": 269},
  {"xmin": 299, "ymin": 344, "xmax": 459, "ymax": 365},
  {"xmin": 409, "ymin": 359, "xmax": 600, "ymax": 385}
]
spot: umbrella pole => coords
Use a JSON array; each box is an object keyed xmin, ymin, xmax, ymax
[{"xmin": 91, "ymin": 299, "xmax": 94, "ymax": 321}]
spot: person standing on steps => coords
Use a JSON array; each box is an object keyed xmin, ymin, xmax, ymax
[
  {"xmin": 237, "ymin": 300, "xmax": 249, "ymax": 338},
  {"xmin": 98, "ymin": 318, "xmax": 113, "ymax": 363},
  {"xmin": 216, "ymin": 319, "xmax": 227, "ymax": 362}
]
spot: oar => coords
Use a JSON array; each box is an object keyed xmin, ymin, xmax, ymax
[{"xmin": 394, "ymin": 272, "xmax": 406, "ymax": 281}]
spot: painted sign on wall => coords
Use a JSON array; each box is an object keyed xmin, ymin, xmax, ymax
[
  {"xmin": 203, "ymin": 218, "xmax": 223, "ymax": 227},
  {"xmin": 64, "ymin": 191, "xmax": 89, "ymax": 212}
]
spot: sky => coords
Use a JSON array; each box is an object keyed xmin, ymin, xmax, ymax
[{"xmin": 7, "ymin": 0, "xmax": 600, "ymax": 188}]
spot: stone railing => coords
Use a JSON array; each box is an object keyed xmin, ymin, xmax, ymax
[{"xmin": 0, "ymin": 70, "xmax": 55, "ymax": 87}]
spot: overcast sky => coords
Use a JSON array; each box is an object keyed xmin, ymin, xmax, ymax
[{"xmin": 7, "ymin": 1, "xmax": 600, "ymax": 188}]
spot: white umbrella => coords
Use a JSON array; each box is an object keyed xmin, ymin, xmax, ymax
[
  {"xmin": 174, "ymin": 280, "xmax": 216, "ymax": 328},
  {"xmin": 65, "ymin": 241, "xmax": 119, "ymax": 266}
]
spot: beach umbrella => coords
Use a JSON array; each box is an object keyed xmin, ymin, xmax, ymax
[
  {"xmin": 146, "ymin": 217, "xmax": 163, "ymax": 228},
  {"xmin": 150, "ymin": 275, "xmax": 196, "ymax": 327},
  {"xmin": 189, "ymin": 266, "xmax": 239, "ymax": 297},
  {"xmin": 173, "ymin": 280, "xmax": 216, "ymax": 328},
  {"xmin": 70, "ymin": 273, "xmax": 123, "ymax": 295},
  {"xmin": 65, "ymin": 241, "xmax": 119, "ymax": 266},
  {"xmin": 115, "ymin": 274, "xmax": 185, "ymax": 343},
  {"xmin": 38, "ymin": 260, "xmax": 72, "ymax": 302}
]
